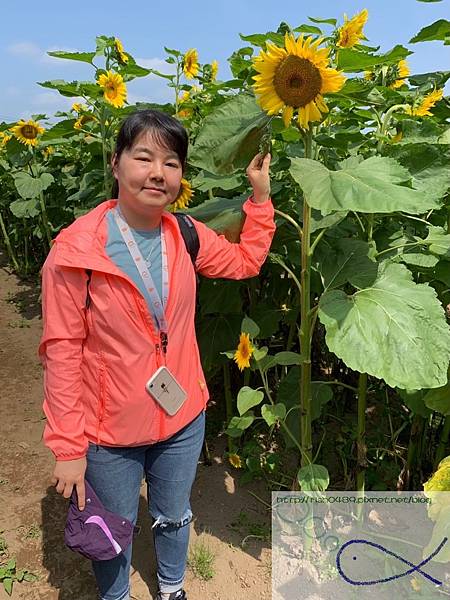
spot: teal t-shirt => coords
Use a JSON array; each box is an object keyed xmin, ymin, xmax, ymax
[{"xmin": 105, "ymin": 210, "xmax": 162, "ymax": 324}]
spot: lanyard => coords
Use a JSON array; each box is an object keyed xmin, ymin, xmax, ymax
[{"xmin": 112, "ymin": 207, "xmax": 169, "ymax": 353}]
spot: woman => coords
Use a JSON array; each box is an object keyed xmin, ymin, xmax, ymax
[{"xmin": 39, "ymin": 109, "xmax": 275, "ymax": 600}]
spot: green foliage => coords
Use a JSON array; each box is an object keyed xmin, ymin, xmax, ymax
[
  {"xmin": 189, "ymin": 94, "xmax": 270, "ymax": 174},
  {"xmin": 409, "ymin": 19, "xmax": 450, "ymax": 43},
  {"xmin": 290, "ymin": 156, "xmax": 442, "ymax": 215},
  {"xmin": 319, "ymin": 262, "xmax": 450, "ymax": 389}
]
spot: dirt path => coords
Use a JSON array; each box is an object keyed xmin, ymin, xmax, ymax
[{"xmin": 0, "ymin": 257, "xmax": 271, "ymax": 599}]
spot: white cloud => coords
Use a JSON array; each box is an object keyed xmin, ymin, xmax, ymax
[
  {"xmin": 31, "ymin": 92, "xmax": 74, "ymax": 113},
  {"xmin": 7, "ymin": 41, "xmax": 85, "ymax": 65},
  {"xmin": 7, "ymin": 41, "xmax": 42, "ymax": 58},
  {"xmin": 135, "ymin": 57, "xmax": 176, "ymax": 75}
]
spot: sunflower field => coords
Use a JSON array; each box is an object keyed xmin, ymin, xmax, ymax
[{"xmin": 1, "ymin": 12, "xmax": 450, "ymax": 495}]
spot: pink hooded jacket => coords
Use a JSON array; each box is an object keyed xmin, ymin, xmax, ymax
[{"xmin": 39, "ymin": 197, "xmax": 275, "ymax": 460}]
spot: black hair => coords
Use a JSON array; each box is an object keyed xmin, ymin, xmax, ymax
[{"xmin": 110, "ymin": 109, "xmax": 188, "ymax": 198}]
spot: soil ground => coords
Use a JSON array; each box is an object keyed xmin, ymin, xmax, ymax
[{"xmin": 0, "ymin": 256, "xmax": 271, "ymax": 600}]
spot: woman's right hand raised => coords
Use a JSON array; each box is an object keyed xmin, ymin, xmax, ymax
[{"xmin": 51, "ymin": 457, "xmax": 87, "ymax": 510}]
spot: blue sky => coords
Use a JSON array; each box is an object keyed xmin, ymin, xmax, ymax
[{"xmin": 2, "ymin": 0, "xmax": 449, "ymax": 123}]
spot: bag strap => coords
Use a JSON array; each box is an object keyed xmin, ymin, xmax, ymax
[
  {"xmin": 173, "ymin": 213, "xmax": 199, "ymax": 266},
  {"xmin": 85, "ymin": 214, "xmax": 200, "ymax": 310}
]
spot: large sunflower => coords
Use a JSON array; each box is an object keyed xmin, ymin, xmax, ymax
[
  {"xmin": 405, "ymin": 88, "xmax": 443, "ymax": 117},
  {"xmin": 233, "ymin": 332, "xmax": 254, "ymax": 371},
  {"xmin": 337, "ymin": 9, "xmax": 368, "ymax": 48},
  {"xmin": 11, "ymin": 119, "xmax": 45, "ymax": 147},
  {"xmin": 183, "ymin": 48, "xmax": 199, "ymax": 79},
  {"xmin": 253, "ymin": 33, "xmax": 346, "ymax": 129},
  {"xmin": 171, "ymin": 178, "xmax": 193, "ymax": 211},
  {"xmin": 97, "ymin": 71, "xmax": 127, "ymax": 108},
  {"xmin": 390, "ymin": 59, "xmax": 410, "ymax": 89}
]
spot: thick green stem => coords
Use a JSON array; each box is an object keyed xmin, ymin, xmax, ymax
[
  {"xmin": 100, "ymin": 108, "xmax": 110, "ymax": 198},
  {"xmin": 223, "ymin": 364, "xmax": 235, "ymax": 453},
  {"xmin": 274, "ymin": 208, "xmax": 303, "ymax": 238},
  {"xmin": 286, "ymin": 291, "xmax": 300, "ymax": 351},
  {"xmin": 400, "ymin": 414, "xmax": 425, "ymax": 490},
  {"xmin": 0, "ymin": 211, "xmax": 20, "ymax": 272},
  {"xmin": 174, "ymin": 61, "xmax": 182, "ymax": 114},
  {"xmin": 376, "ymin": 104, "xmax": 408, "ymax": 153},
  {"xmin": 356, "ymin": 373, "xmax": 368, "ymax": 493},
  {"xmin": 299, "ymin": 130, "xmax": 313, "ymax": 467},
  {"xmin": 435, "ymin": 416, "xmax": 450, "ymax": 468},
  {"xmin": 38, "ymin": 191, "xmax": 52, "ymax": 250}
]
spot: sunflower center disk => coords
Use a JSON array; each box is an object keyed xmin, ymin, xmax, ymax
[
  {"xmin": 22, "ymin": 125, "xmax": 37, "ymax": 139},
  {"xmin": 273, "ymin": 56, "xmax": 322, "ymax": 108}
]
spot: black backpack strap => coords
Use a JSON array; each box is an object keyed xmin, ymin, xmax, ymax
[
  {"xmin": 85, "ymin": 269, "xmax": 92, "ymax": 309},
  {"xmin": 173, "ymin": 213, "xmax": 199, "ymax": 266},
  {"xmin": 174, "ymin": 213, "xmax": 200, "ymax": 312}
]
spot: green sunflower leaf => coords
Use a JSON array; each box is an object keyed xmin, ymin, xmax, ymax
[
  {"xmin": 424, "ymin": 226, "xmax": 450, "ymax": 258},
  {"xmin": 241, "ymin": 316, "xmax": 260, "ymax": 338},
  {"xmin": 409, "ymin": 19, "xmax": 450, "ymax": 43},
  {"xmin": 261, "ymin": 403, "xmax": 287, "ymax": 426},
  {"xmin": 423, "ymin": 382, "xmax": 450, "ymax": 415},
  {"xmin": 314, "ymin": 238, "xmax": 378, "ymax": 290},
  {"xmin": 9, "ymin": 199, "xmax": 40, "ymax": 219},
  {"xmin": 318, "ymin": 262, "xmax": 450, "ymax": 389},
  {"xmin": 297, "ymin": 464, "xmax": 329, "ymax": 491},
  {"xmin": 386, "ymin": 144, "xmax": 450, "ymax": 203},
  {"xmin": 12, "ymin": 172, "xmax": 54, "ymax": 200},
  {"xmin": 47, "ymin": 51, "xmax": 96, "ymax": 64},
  {"xmin": 337, "ymin": 45, "xmax": 412, "ymax": 72},
  {"xmin": 226, "ymin": 413, "xmax": 255, "ymax": 437},
  {"xmin": 308, "ymin": 16, "xmax": 337, "ymax": 26},
  {"xmin": 397, "ymin": 389, "xmax": 432, "ymax": 417},
  {"xmin": 289, "ymin": 156, "xmax": 442, "ymax": 215},
  {"xmin": 188, "ymin": 94, "xmax": 270, "ymax": 175},
  {"xmin": 237, "ymin": 387, "xmax": 264, "ymax": 415}
]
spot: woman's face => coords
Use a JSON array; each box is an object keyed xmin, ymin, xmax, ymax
[{"xmin": 112, "ymin": 130, "xmax": 183, "ymax": 219}]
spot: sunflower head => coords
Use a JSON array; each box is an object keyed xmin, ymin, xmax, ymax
[
  {"xmin": 405, "ymin": 88, "xmax": 443, "ymax": 117},
  {"xmin": 97, "ymin": 70, "xmax": 127, "ymax": 108},
  {"xmin": 74, "ymin": 114, "xmax": 96, "ymax": 130},
  {"xmin": 183, "ymin": 48, "xmax": 199, "ymax": 79},
  {"xmin": 211, "ymin": 60, "xmax": 219, "ymax": 80},
  {"xmin": 43, "ymin": 145, "xmax": 54, "ymax": 157},
  {"xmin": 389, "ymin": 59, "xmax": 410, "ymax": 89},
  {"xmin": 337, "ymin": 8, "xmax": 369, "ymax": 48},
  {"xmin": 170, "ymin": 178, "xmax": 193, "ymax": 211},
  {"xmin": 11, "ymin": 119, "xmax": 45, "ymax": 147},
  {"xmin": 233, "ymin": 332, "xmax": 254, "ymax": 371},
  {"xmin": 253, "ymin": 33, "xmax": 345, "ymax": 129},
  {"xmin": 0, "ymin": 131, "xmax": 12, "ymax": 148},
  {"xmin": 71, "ymin": 102, "xmax": 87, "ymax": 113},
  {"xmin": 114, "ymin": 38, "xmax": 129, "ymax": 64},
  {"xmin": 228, "ymin": 453, "xmax": 243, "ymax": 469}
]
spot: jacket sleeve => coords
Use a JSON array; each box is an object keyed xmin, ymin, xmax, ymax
[
  {"xmin": 38, "ymin": 243, "xmax": 89, "ymax": 461},
  {"xmin": 192, "ymin": 197, "xmax": 276, "ymax": 279}
]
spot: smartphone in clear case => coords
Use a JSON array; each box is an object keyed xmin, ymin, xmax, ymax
[{"xmin": 145, "ymin": 366, "xmax": 187, "ymax": 415}]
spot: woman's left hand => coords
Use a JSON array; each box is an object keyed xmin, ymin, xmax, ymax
[{"xmin": 246, "ymin": 153, "xmax": 271, "ymax": 204}]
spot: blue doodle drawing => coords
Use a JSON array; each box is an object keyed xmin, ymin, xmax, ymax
[{"xmin": 336, "ymin": 537, "xmax": 448, "ymax": 586}]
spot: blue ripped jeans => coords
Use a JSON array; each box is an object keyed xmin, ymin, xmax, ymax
[{"xmin": 85, "ymin": 409, "xmax": 205, "ymax": 600}]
